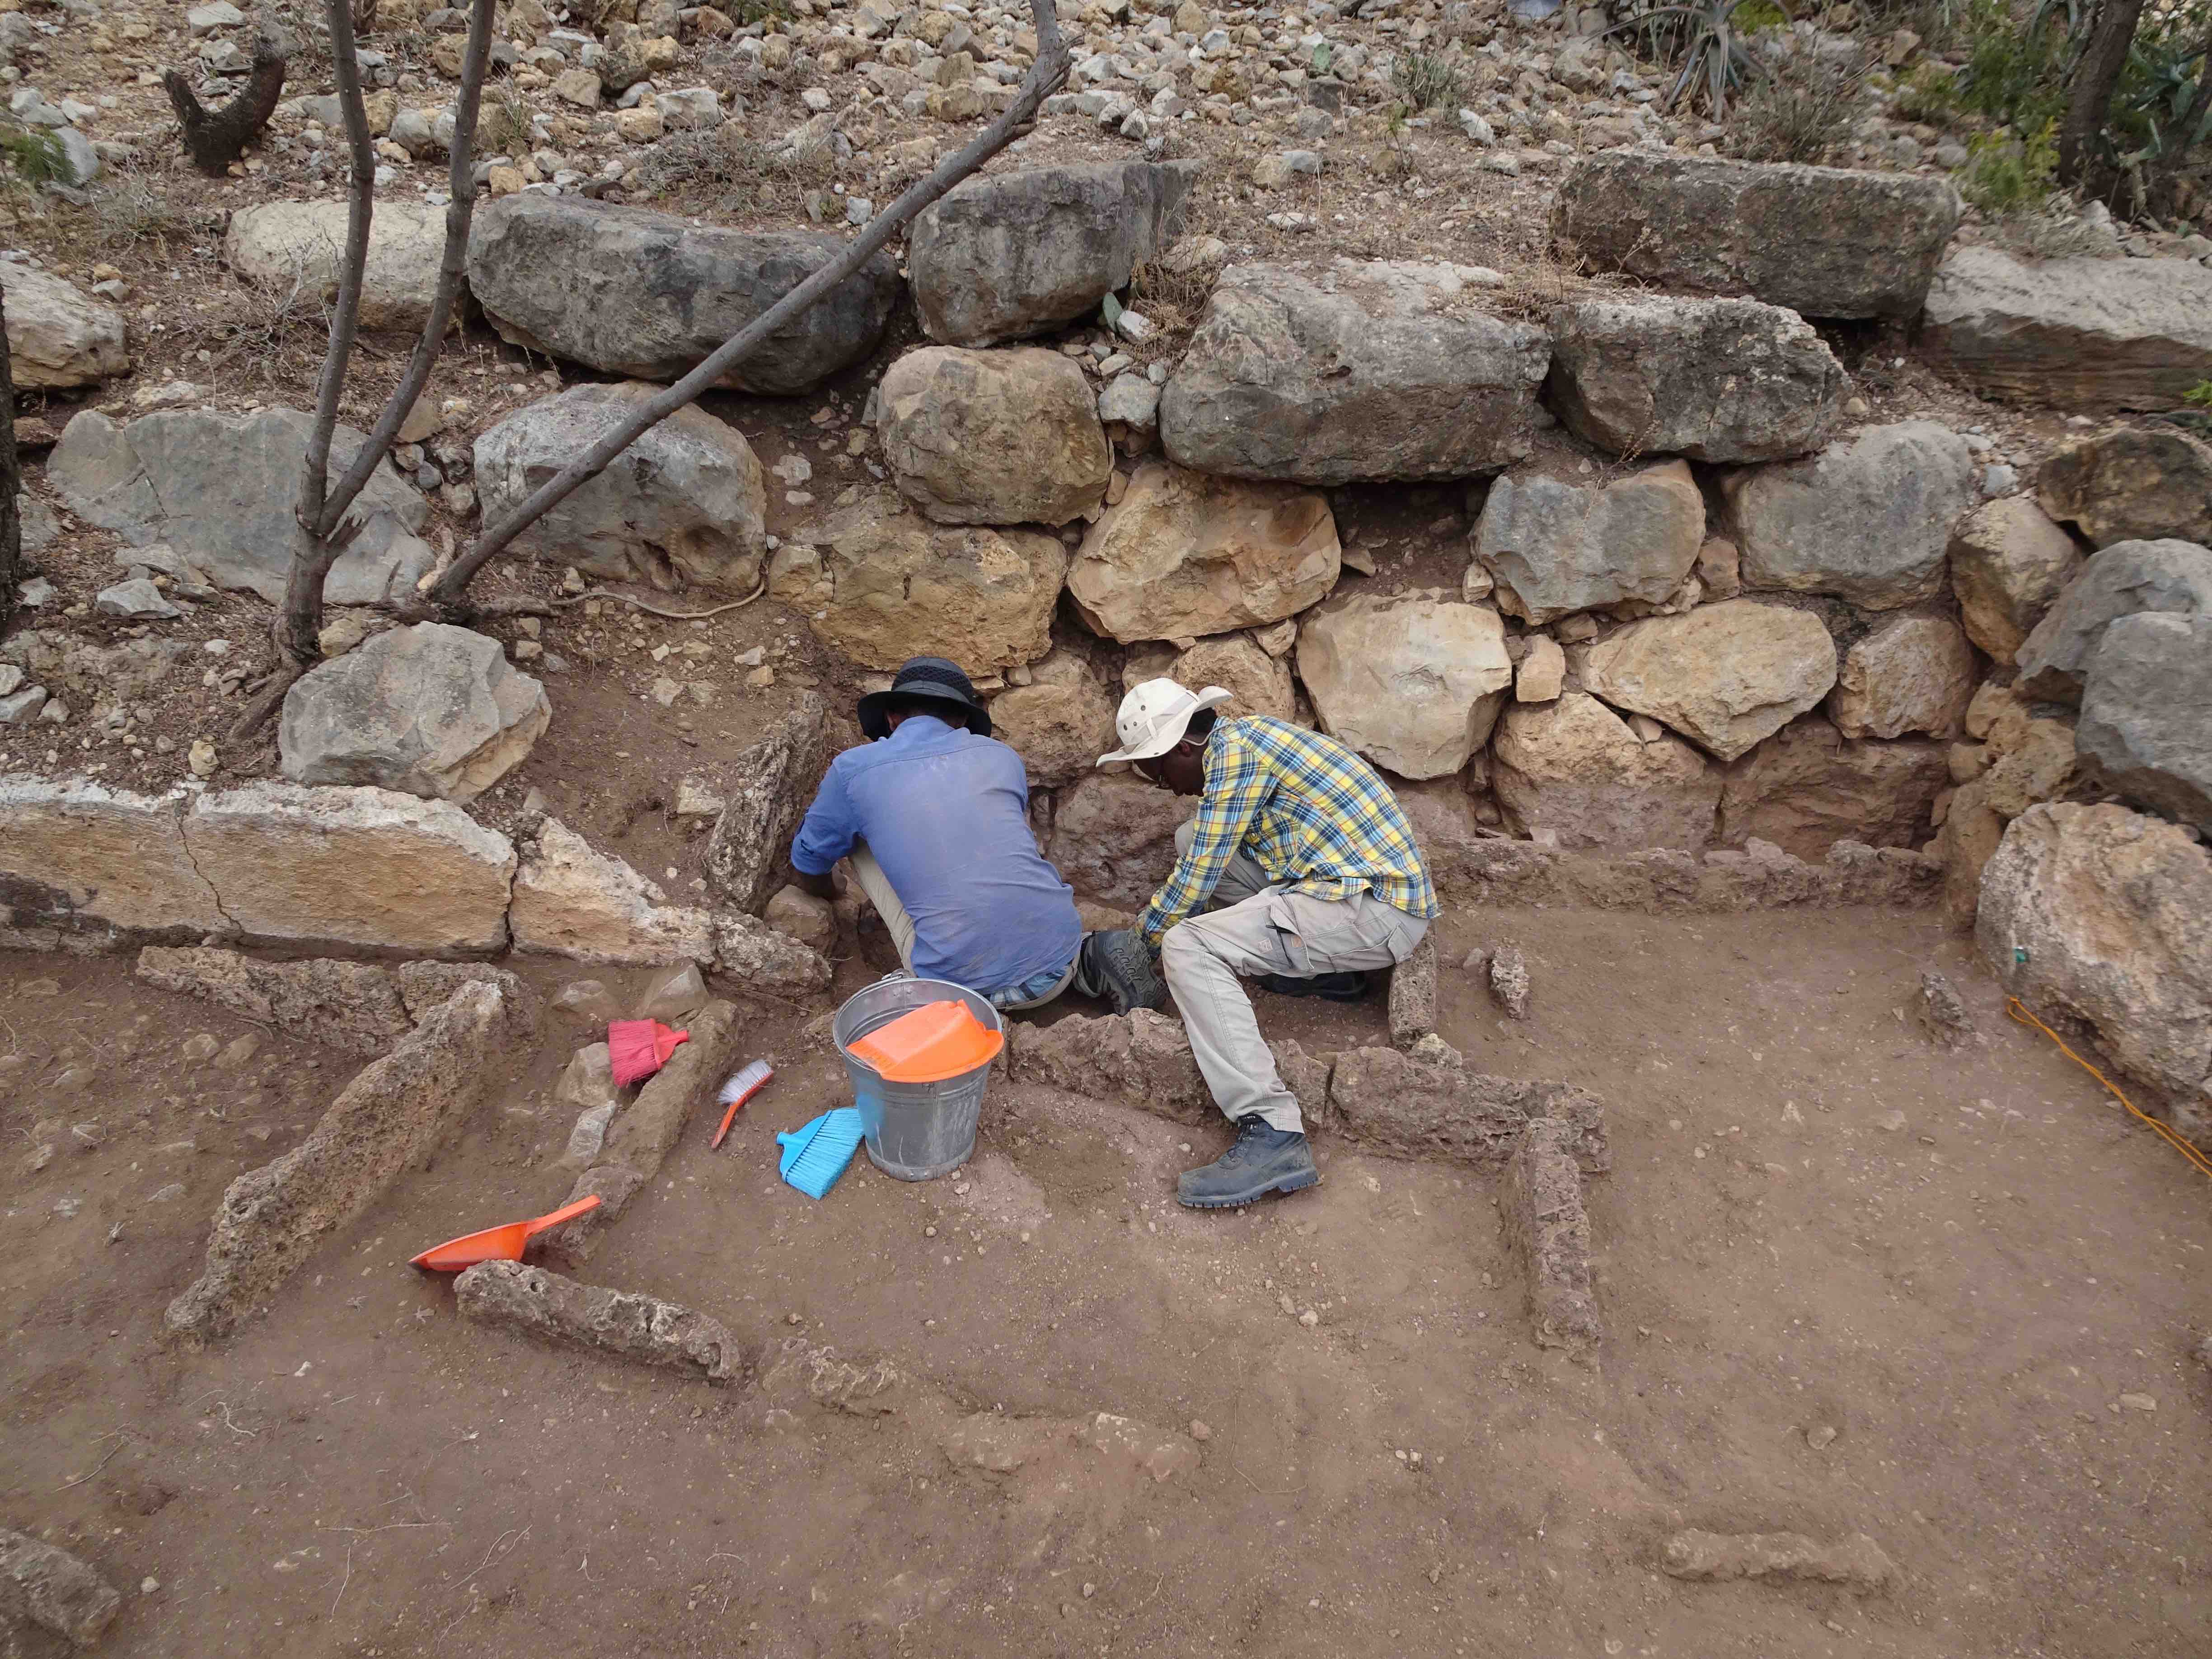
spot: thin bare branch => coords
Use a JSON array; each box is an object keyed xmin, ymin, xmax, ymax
[
  {"xmin": 318, "ymin": 0, "xmax": 496, "ymax": 537},
  {"xmin": 428, "ymin": 0, "xmax": 1071, "ymax": 610}
]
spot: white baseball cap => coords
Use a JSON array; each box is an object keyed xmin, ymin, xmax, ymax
[{"xmin": 1097, "ymin": 678, "xmax": 1234, "ymax": 766}]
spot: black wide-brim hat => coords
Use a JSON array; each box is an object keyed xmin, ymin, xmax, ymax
[{"xmin": 857, "ymin": 656, "xmax": 993, "ymax": 740}]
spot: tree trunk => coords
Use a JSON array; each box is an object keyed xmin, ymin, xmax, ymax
[
  {"xmin": 0, "ymin": 280, "xmax": 19, "ymax": 630},
  {"xmin": 2058, "ymin": 0, "xmax": 2148, "ymax": 189}
]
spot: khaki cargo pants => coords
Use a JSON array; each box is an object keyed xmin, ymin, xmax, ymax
[{"xmin": 1158, "ymin": 820, "xmax": 1428, "ymax": 1134}]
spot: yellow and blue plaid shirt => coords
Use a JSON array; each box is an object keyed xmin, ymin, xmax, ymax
[{"xmin": 1135, "ymin": 715, "xmax": 1439, "ymax": 947}]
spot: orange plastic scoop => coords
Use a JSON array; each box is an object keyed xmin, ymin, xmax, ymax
[
  {"xmin": 409, "ymin": 1194, "xmax": 602, "ymax": 1272},
  {"xmin": 844, "ymin": 999, "xmax": 1003, "ymax": 1083}
]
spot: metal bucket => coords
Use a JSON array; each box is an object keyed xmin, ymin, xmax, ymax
[{"xmin": 832, "ymin": 975, "xmax": 1002, "ymax": 1182}]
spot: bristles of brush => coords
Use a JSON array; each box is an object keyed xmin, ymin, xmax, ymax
[{"xmin": 717, "ymin": 1059, "xmax": 773, "ymax": 1106}]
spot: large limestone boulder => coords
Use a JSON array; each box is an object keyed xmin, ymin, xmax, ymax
[
  {"xmin": 1579, "ymin": 600, "xmax": 1838, "ymax": 762},
  {"xmin": 1978, "ymin": 803, "xmax": 2212, "ymax": 1119},
  {"xmin": 876, "ymin": 346, "xmax": 1111, "ymax": 525},
  {"xmin": 1719, "ymin": 715, "xmax": 1948, "ymax": 858},
  {"xmin": 1067, "ymin": 460, "xmax": 1339, "ymax": 642},
  {"xmin": 466, "ymin": 195, "xmax": 900, "ymax": 394},
  {"xmin": 2077, "ymin": 612, "xmax": 2212, "ymax": 830},
  {"xmin": 1920, "ymin": 246, "xmax": 2212, "ymax": 412},
  {"xmin": 1159, "ymin": 261, "xmax": 1550, "ymax": 485},
  {"xmin": 768, "ymin": 492, "xmax": 1066, "ymax": 674},
  {"xmin": 48, "ymin": 408, "xmax": 433, "ymax": 605},
  {"xmin": 1, "ymin": 257, "xmax": 129, "ymax": 388},
  {"xmin": 474, "ymin": 383, "xmax": 767, "ymax": 594},
  {"xmin": 907, "ymin": 158, "xmax": 1198, "ymax": 346},
  {"xmin": 182, "ymin": 783, "xmax": 517, "ymax": 955},
  {"xmin": 1725, "ymin": 421, "xmax": 1978, "ymax": 609},
  {"xmin": 1549, "ymin": 153, "xmax": 1962, "ymax": 319},
  {"xmin": 1472, "ymin": 456, "xmax": 1705, "ymax": 623},
  {"xmin": 1948, "ymin": 497, "xmax": 2085, "ymax": 663},
  {"xmin": 1825, "ymin": 613, "xmax": 1977, "ymax": 740},
  {"xmin": 2014, "ymin": 538, "xmax": 2212, "ymax": 701},
  {"xmin": 988, "ymin": 651, "xmax": 1119, "ymax": 787},
  {"xmin": 226, "ymin": 198, "xmax": 449, "ymax": 331},
  {"xmin": 1544, "ymin": 294, "xmax": 1848, "ymax": 462},
  {"xmin": 0, "ymin": 778, "xmax": 227, "ymax": 939},
  {"xmin": 278, "ymin": 623, "xmax": 550, "ymax": 805},
  {"xmin": 511, "ymin": 817, "xmax": 716, "ymax": 965},
  {"xmin": 1172, "ymin": 633, "xmax": 1296, "ymax": 722},
  {"xmin": 1046, "ymin": 772, "xmax": 1193, "ymax": 909},
  {"xmin": 1296, "ymin": 592, "xmax": 1512, "ymax": 779},
  {"xmin": 1490, "ymin": 691, "xmax": 1720, "ymax": 849},
  {"xmin": 2035, "ymin": 426, "xmax": 2212, "ymax": 550}
]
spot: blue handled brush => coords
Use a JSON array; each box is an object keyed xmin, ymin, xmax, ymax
[{"xmin": 776, "ymin": 1108, "xmax": 865, "ymax": 1200}]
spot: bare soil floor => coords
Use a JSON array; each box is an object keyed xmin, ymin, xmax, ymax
[{"xmin": 4, "ymin": 904, "xmax": 2209, "ymax": 1659}]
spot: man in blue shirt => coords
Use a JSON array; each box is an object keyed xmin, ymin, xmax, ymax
[{"xmin": 788, "ymin": 657, "xmax": 1163, "ymax": 1013}]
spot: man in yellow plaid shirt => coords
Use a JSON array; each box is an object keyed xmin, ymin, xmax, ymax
[{"xmin": 1098, "ymin": 679, "xmax": 1438, "ymax": 1209}]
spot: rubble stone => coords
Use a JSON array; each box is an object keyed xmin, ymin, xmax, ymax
[
  {"xmin": 1069, "ymin": 460, "xmax": 1340, "ymax": 642},
  {"xmin": 1298, "ymin": 591, "xmax": 1512, "ymax": 778},
  {"xmin": 2015, "ymin": 537, "xmax": 2212, "ymax": 701},
  {"xmin": 1579, "ymin": 600, "xmax": 1838, "ymax": 762},
  {"xmin": 1920, "ymin": 245, "xmax": 2212, "ymax": 411},
  {"xmin": 703, "ymin": 692, "xmax": 830, "ymax": 912},
  {"xmin": 183, "ymin": 782, "xmax": 516, "ymax": 955},
  {"xmin": 474, "ymin": 383, "xmax": 769, "ymax": 594},
  {"xmin": 1948, "ymin": 496, "xmax": 2085, "ymax": 663},
  {"xmin": 1826, "ymin": 613, "xmax": 1977, "ymax": 740},
  {"xmin": 1551, "ymin": 153, "xmax": 1961, "ymax": 319},
  {"xmin": 1160, "ymin": 260, "xmax": 1551, "ymax": 484},
  {"xmin": 2076, "ymin": 611, "xmax": 2212, "ymax": 830},
  {"xmin": 1978, "ymin": 802, "xmax": 2212, "ymax": 1115},
  {"xmin": 511, "ymin": 817, "xmax": 715, "ymax": 965},
  {"xmin": 1473, "ymin": 456, "xmax": 1705, "ymax": 623},
  {"xmin": 226, "ymin": 198, "xmax": 449, "ymax": 331},
  {"xmin": 2035, "ymin": 426, "xmax": 2212, "ymax": 551},
  {"xmin": 908, "ymin": 158, "xmax": 1199, "ymax": 346},
  {"xmin": 1491, "ymin": 691, "xmax": 1721, "ymax": 849},
  {"xmin": 165, "ymin": 979, "xmax": 523, "ymax": 1343},
  {"xmin": 1504, "ymin": 1116, "xmax": 1601, "ymax": 1360},
  {"xmin": 279, "ymin": 623, "xmax": 549, "ymax": 804},
  {"xmin": 467, "ymin": 195, "xmax": 901, "ymax": 393},
  {"xmin": 876, "ymin": 346, "xmax": 1112, "ymax": 525},
  {"xmin": 771, "ymin": 492, "xmax": 1067, "ymax": 673},
  {"xmin": 1726, "ymin": 421, "xmax": 1979, "ymax": 609},
  {"xmin": 136, "ymin": 946, "xmax": 412, "ymax": 1055},
  {"xmin": 1545, "ymin": 293, "xmax": 1849, "ymax": 461},
  {"xmin": 1660, "ymin": 1529, "xmax": 1899, "ymax": 1592}
]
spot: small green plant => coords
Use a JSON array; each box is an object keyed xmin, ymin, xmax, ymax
[
  {"xmin": 1390, "ymin": 49, "xmax": 1468, "ymax": 113},
  {"xmin": 0, "ymin": 121, "xmax": 69, "ymax": 187},
  {"xmin": 1892, "ymin": 59, "xmax": 1961, "ymax": 124},
  {"xmin": 1959, "ymin": 118, "xmax": 2060, "ymax": 212},
  {"xmin": 1731, "ymin": 0, "xmax": 1789, "ymax": 30},
  {"xmin": 2186, "ymin": 380, "xmax": 2212, "ymax": 409},
  {"xmin": 1728, "ymin": 54, "xmax": 1867, "ymax": 163}
]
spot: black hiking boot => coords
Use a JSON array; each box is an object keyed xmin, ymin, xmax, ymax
[
  {"xmin": 1176, "ymin": 1117, "xmax": 1320, "ymax": 1209},
  {"xmin": 1255, "ymin": 970, "xmax": 1369, "ymax": 1003},
  {"xmin": 1080, "ymin": 928, "xmax": 1167, "ymax": 1015}
]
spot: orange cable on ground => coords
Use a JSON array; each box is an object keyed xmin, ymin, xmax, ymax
[{"xmin": 2006, "ymin": 997, "xmax": 2212, "ymax": 1183}]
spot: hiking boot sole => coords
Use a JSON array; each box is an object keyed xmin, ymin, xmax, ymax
[{"xmin": 1176, "ymin": 1165, "xmax": 1321, "ymax": 1209}]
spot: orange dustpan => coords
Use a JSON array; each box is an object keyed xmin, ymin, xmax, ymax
[
  {"xmin": 844, "ymin": 1000, "xmax": 1003, "ymax": 1083},
  {"xmin": 410, "ymin": 1194, "xmax": 601, "ymax": 1272}
]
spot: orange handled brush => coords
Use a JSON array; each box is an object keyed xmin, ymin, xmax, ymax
[{"xmin": 711, "ymin": 1060, "xmax": 774, "ymax": 1149}]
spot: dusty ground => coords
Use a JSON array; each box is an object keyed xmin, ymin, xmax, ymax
[{"xmin": 5, "ymin": 901, "xmax": 2208, "ymax": 1658}]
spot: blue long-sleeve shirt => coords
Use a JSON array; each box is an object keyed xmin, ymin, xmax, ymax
[{"xmin": 790, "ymin": 714, "xmax": 1082, "ymax": 994}]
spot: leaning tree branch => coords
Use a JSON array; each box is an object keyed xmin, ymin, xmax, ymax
[
  {"xmin": 228, "ymin": 0, "xmax": 498, "ymax": 747},
  {"xmin": 291, "ymin": 0, "xmax": 377, "ymax": 564},
  {"xmin": 164, "ymin": 30, "xmax": 289, "ymax": 176},
  {"xmin": 317, "ymin": 0, "xmax": 496, "ymax": 538},
  {"xmin": 426, "ymin": 0, "xmax": 1071, "ymax": 611}
]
